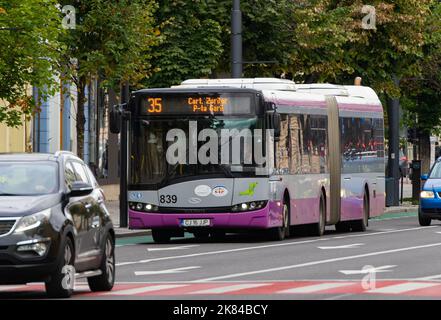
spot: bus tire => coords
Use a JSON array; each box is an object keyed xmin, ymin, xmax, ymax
[
  {"xmin": 310, "ymin": 194, "xmax": 326, "ymax": 236},
  {"xmin": 152, "ymin": 229, "xmax": 171, "ymax": 243},
  {"xmin": 351, "ymin": 193, "xmax": 369, "ymax": 232},
  {"xmin": 210, "ymin": 230, "xmax": 226, "ymax": 241},
  {"xmin": 335, "ymin": 221, "xmax": 351, "ymax": 233},
  {"xmin": 418, "ymin": 209, "xmax": 431, "ymax": 226},
  {"xmin": 193, "ymin": 230, "xmax": 210, "ymax": 241},
  {"xmin": 267, "ymin": 201, "xmax": 290, "ymax": 241}
]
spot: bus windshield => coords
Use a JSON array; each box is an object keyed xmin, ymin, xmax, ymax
[{"xmin": 130, "ymin": 117, "xmax": 265, "ymax": 187}]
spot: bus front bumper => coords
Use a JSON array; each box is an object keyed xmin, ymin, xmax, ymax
[{"xmin": 128, "ymin": 204, "xmax": 277, "ymax": 230}]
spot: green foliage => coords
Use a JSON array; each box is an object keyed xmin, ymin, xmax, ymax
[
  {"xmin": 400, "ymin": 1, "xmax": 441, "ymax": 136},
  {"xmin": 144, "ymin": 0, "xmax": 223, "ymax": 88},
  {"xmin": 0, "ymin": 0, "xmax": 64, "ymax": 127},
  {"xmin": 288, "ymin": 0, "xmax": 432, "ymax": 97},
  {"xmin": 59, "ymin": 0, "xmax": 159, "ymax": 90},
  {"xmin": 58, "ymin": 0, "xmax": 160, "ymax": 157}
]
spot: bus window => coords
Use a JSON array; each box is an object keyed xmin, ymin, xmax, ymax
[{"xmin": 276, "ymin": 114, "xmax": 289, "ymax": 173}]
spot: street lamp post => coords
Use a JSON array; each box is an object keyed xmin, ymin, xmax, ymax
[
  {"xmin": 231, "ymin": 0, "xmax": 242, "ymax": 78},
  {"xmin": 387, "ymin": 75, "xmax": 400, "ymax": 206},
  {"xmin": 119, "ymin": 81, "xmax": 130, "ymax": 228}
]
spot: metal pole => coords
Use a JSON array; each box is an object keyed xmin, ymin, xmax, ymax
[
  {"xmin": 231, "ymin": 0, "xmax": 242, "ymax": 78},
  {"xmin": 119, "ymin": 81, "xmax": 130, "ymax": 228},
  {"xmin": 387, "ymin": 75, "xmax": 400, "ymax": 206}
]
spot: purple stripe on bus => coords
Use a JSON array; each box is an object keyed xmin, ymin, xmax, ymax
[
  {"xmin": 338, "ymin": 103, "xmax": 383, "ymax": 113},
  {"xmin": 268, "ymin": 99, "xmax": 327, "ymax": 108}
]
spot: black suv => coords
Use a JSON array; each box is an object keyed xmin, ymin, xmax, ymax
[{"xmin": 0, "ymin": 152, "xmax": 115, "ymax": 298}]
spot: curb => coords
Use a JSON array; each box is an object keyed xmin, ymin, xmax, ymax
[
  {"xmin": 384, "ymin": 206, "xmax": 418, "ymax": 214},
  {"xmin": 115, "ymin": 229, "xmax": 152, "ymax": 239}
]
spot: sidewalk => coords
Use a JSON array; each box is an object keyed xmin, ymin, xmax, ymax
[
  {"xmin": 106, "ymin": 199, "xmax": 418, "ymax": 238},
  {"xmin": 105, "ymin": 200, "xmax": 151, "ymax": 238}
]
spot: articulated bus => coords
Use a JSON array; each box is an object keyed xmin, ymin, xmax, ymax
[{"xmin": 111, "ymin": 78, "xmax": 385, "ymax": 243}]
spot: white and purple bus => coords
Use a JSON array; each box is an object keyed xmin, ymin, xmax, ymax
[{"xmin": 114, "ymin": 78, "xmax": 385, "ymax": 243}]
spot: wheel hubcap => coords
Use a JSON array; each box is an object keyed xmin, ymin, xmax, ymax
[
  {"xmin": 364, "ymin": 196, "xmax": 368, "ymax": 225},
  {"xmin": 319, "ymin": 198, "xmax": 325, "ymax": 233},
  {"xmin": 105, "ymin": 239, "xmax": 114, "ymax": 284},
  {"xmin": 64, "ymin": 243, "xmax": 72, "ymax": 265},
  {"xmin": 283, "ymin": 205, "xmax": 288, "ymax": 228}
]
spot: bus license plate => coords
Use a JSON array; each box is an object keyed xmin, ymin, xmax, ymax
[{"xmin": 181, "ymin": 219, "xmax": 211, "ymax": 227}]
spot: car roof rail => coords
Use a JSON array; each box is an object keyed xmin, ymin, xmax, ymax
[{"xmin": 54, "ymin": 151, "xmax": 77, "ymax": 158}]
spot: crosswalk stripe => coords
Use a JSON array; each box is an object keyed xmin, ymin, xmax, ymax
[
  {"xmin": 105, "ymin": 284, "xmax": 188, "ymax": 296},
  {"xmin": 278, "ymin": 282, "xmax": 354, "ymax": 294},
  {"xmin": 190, "ymin": 283, "xmax": 270, "ymax": 294},
  {"xmin": 367, "ymin": 282, "xmax": 440, "ymax": 294}
]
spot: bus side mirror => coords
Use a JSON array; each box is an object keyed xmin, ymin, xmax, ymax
[
  {"xmin": 272, "ymin": 113, "xmax": 281, "ymax": 141},
  {"xmin": 110, "ymin": 105, "xmax": 122, "ymax": 134},
  {"xmin": 421, "ymin": 174, "xmax": 429, "ymax": 181},
  {"xmin": 266, "ymin": 112, "xmax": 281, "ymax": 142}
]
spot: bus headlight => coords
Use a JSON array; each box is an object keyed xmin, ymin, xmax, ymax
[
  {"xmin": 232, "ymin": 201, "xmax": 267, "ymax": 212},
  {"xmin": 420, "ymin": 191, "xmax": 435, "ymax": 199},
  {"xmin": 129, "ymin": 202, "xmax": 159, "ymax": 212}
]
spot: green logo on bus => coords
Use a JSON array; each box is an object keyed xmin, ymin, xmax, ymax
[{"xmin": 239, "ymin": 182, "xmax": 258, "ymax": 196}]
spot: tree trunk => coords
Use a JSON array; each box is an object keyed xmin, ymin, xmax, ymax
[
  {"xmin": 419, "ymin": 131, "xmax": 431, "ymax": 174},
  {"xmin": 76, "ymin": 77, "xmax": 87, "ymax": 159}
]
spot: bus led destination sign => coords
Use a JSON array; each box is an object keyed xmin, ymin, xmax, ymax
[
  {"xmin": 187, "ymin": 97, "xmax": 227, "ymax": 113},
  {"xmin": 140, "ymin": 93, "xmax": 253, "ymax": 116}
]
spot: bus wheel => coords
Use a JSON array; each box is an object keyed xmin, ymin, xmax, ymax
[
  {"xmin": 268, "ymin": 202, "xmax": 289, "ymax": 241},
  {"xmin": 210, "ymin": 230, "xmax": 226, "ymax": 241},
  {"xmin": 418, "ymin": 208, "xmax": 431, "ymax": 226},
  {"xmin": 310, "ymin": 194, "xmax": 326, "ymax": 236},
  {"xmin": 152, "ymin": 229, "xmax": 171, "ymax": 243},
  {"xmin": 193, "ymin": 230, "xmax": 210, "ymax": 241},
  {"xmin": 351, "ymin": 193, "xmax": 369, "ymax": 232},
  {"xmin": 335, "ymin": 221, "xmax": 351, "ymax": 233}
]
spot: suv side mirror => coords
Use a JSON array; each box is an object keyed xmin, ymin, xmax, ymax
[
  {"xmin": 109, "ymin": 105, "xmax": 122, "ymax": 134},
  {"xmin": 421, "ymin": 174, "xmax": 429, "ymax": 181},
  {"xmin": 69, "ymin": 181, "xmax": 93, "ymax": 197}
]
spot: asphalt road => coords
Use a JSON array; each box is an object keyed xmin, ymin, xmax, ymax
[{"xmin": 4, "ymin": 211, "xmax": 441, "ymax": 300}]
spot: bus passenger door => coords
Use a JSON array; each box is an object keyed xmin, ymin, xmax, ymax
[{"xmin": 326, "ymin": 96, "xmax": 341, "ymax": 224}]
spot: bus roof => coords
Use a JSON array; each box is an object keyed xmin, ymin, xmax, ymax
[
  {"xmin": 176, "ymin": 78, "xmax": 297, "ymax": 91},
  {"xmin": 175, "ymin": 78, "xmax": 381, "ymax": 105}
]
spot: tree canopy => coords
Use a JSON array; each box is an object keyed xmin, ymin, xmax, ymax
[{"xmin": 0, "ymin": 0, "xmax": 64, "ymax": 126}]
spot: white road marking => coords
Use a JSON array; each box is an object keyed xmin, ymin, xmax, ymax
[
  {"xmin": 135, "ymin": 266, "xmax": 200, "ymax": 276},
  {"xmin": 415, "ymin": 274, "xmax": 441, "ymax": 281},
  {"xmin": 194, "ymin": 242, "xmax": 441, "ymax": 282},
  {"xmin": 339, "ymin": 265, "xmax": 396, "ymax": 275},
  {"xmin": 0, "ymin": 285, "xmax": 28, "ymax": 291},
  {"xmin": 147, "ymin": 245, "xmax": 199, "ymax": 252},
  {"xmin": 106, "ymin": 284, "xmax": 187, "ymax": 295},
  {"xmin": 116, "ymin": 226, "xmax": 436, "ymax": 267},
  {"xmin": 367, "ymin": 282, "xmax": 439, "ymax": 294},
  {"xmin": 190, "ymin": 283, "xmax": 270, "ymax": 294},
  {"xmin": 278, "ymin": 282, "xmax": 353, "ymax": 294},
  {"xmin": 318, "ymin": 243, "xmax": 364, "ymax": 250}
]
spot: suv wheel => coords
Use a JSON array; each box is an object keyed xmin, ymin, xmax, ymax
[
  {"xmin": 418, "ymin": 208, "xmax": 432, "ymax": 226},
  {"xmin": 45, "ymin": 237, "xmax": 75, "ymax": 298},
  {"xmin": 88, "ymin": 234, "xmax": 115, "ymax": 292}
]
